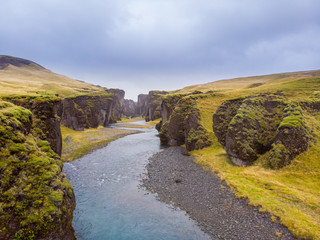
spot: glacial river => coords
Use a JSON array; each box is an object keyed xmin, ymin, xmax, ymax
[{"xmin": 63, "ymin": 121, "xmax": 210, "ymax": 240}]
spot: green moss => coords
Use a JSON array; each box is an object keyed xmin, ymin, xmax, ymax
[
  {"xmin": 186, "ymin": 127, "xmax": 212, "ymax": 151},
  {"xmin": 0, "ymin": 101, "xmax": 74, "ymax": 239},
  {"xmin": 8, "ymin": 143, "xmax": 26, "ymax": 154},
  {"xmin": 49, "ymin": 190, "xmax": 64, "ymax": 206},
  {"xmin": 267, "ymin": 143, "xmax": 291, "ymax": 169},
  {"xmin": 279, "ymin": 103, "xmax": 304, "ymax": 129}
]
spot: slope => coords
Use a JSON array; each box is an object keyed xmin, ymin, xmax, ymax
[{"xmin": 0, "ymin": 55, "xmax": 106, "ymax": 98}]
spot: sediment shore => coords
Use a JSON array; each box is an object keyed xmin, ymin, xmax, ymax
[{"xmin": 142, "ymin": 147, "xmax": 298, "ymax": 240}]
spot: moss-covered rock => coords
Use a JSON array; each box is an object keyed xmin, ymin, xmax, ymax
[
  {"xmin": 158, "ymin": 96, "xmax": 211, "ymax": 151},
  {"xmin": 0, "ymin": 101, "xmax": 75, "ymax": 240},
  {"xmin": 2, "ymin": 95, "xmax": 63, "ymax": 156},
  {"xmin": 146, "ymin": 91, "xmax": 168, "ymax": 121},
  {"xmin": 61, "ymin": 94, "xmax": 114, "ymax": 130},
  {"xmin": 213, "ymin": 94, "xmax": 310, "ymax": 168}
]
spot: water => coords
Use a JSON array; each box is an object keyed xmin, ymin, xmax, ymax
[{"xmin": 63, "ymin": 121, "xmax": 210, "ymax": 240}]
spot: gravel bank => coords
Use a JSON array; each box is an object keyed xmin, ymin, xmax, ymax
[{"xmin": 142, "ymin": 147, "xmax": 298, "ymax": 240}]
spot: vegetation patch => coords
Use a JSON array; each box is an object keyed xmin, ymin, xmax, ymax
[
  {"xmin": 0, "ymin": 101, "xmax": 74, "ymax": 239},
  {"xmin": 190, "ymin": 74, "xmax": 320, "ymax": 239},
  {"xmin": 61, "ymin": 125, "xmax": 140, "ymax": 162},
  {"xmin": 116, "ymin": 123, "xmax": 153, "ymax": 129}
]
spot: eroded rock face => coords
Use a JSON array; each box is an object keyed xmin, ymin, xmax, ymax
[
  {"xmin": 107, "ymin": 89, "xmax": 125, "ymax": 122},
  {"xmin": 3, "ymin": 96, "xmax": 63, "ymax": 156},
  {"xmin": 61, "ymin": 94, "xmax": 114, "ymax": 131},
  {"xmin": 158, "ymin": 95, "xmax": 211, "ymax": 151},
  {"xmin": 213, "ymin": 94, "xmax": 310, "ymax": 168},
  {"xmin": 123, "ymin": 99, "xmax": 137, "ymax": 117},
  {"xmin": 146, "ymin": 91, "xmax": 168, "ymax": 121},
  {"xmin": 0, "ymin": 101, "xmax": 75, "ymax": 240},
  {"xmin": 136, "ymin": 94, "xmax": 148, "ymax": 117}
]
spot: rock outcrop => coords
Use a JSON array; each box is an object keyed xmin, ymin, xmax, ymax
[
  {"xmin": 61, "ymin": 94, "xmax": 114, "ymax": 131},
  {"xmin": 0, "ymin": 101, "xmax": 75, "ymax": 240},
  {"xmin": 107, "ymin": 89, "xmax": 125, "ymax": 122},
  {"xmin": 146, "ymin": 91, "xmax": 168, "ymax": 121},
  {"xmin": 3, "ymin": 95, "xmax": 63, "ymax": 156},
  {"xmin": 123, "ymin": 99, "xmax": 137, "ymax": 117},
  {"xmin": 213, "ymin": 94, "xmax": 310, "ymax": 168},
  {"xmin": 157, "ymin": 94, "xmax": 211, "ymax": 151},
  {"xmin": 136, "ymin": 94, "xmax": 148, "ymax": 117}
]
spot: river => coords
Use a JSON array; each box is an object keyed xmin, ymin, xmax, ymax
[{"xmin": 63, "ymin": 121, "xmax": 210, "ymax": 240}]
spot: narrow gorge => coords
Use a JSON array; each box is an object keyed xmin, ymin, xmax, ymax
[{"xmin": 1, "ymin": 56, "xmax": 320, "ymax": 239}]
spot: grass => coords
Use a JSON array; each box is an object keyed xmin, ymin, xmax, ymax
[
  {"xmin": 116, "ymin": 123, "xmax": 153, "ymax": 129},
  {"xmin": 61, "ymin": 125, "xmax": 140, "ymax": 162},
  {"xmin": 119, "ymin": 117, "xmax": 144, "ymax": 122},
  {"xmin": 0, "ymin": 61, "xmax": 107, "ymax": 98},
  {"xmin": 185, "ymin": 72, "xmax": 320, "ymax": 239},
  {"xmin": 145, "ymin": 118, "xmax": 161, "ymax": 126}
]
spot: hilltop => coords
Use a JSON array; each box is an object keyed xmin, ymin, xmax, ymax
[
  {"xmin": 173, "ymin": 69, "xmax": 320, "ymax": 99},
  {"xmin": 0, "ymin": 55, "xmax": 106, "ymax": 97}
]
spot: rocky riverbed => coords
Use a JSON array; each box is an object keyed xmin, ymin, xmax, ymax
[{"xmin": 142, "ymin": 147, "xmax": 298, "ymax": 240}]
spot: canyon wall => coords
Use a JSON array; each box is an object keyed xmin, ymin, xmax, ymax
[{"xmin": 0, "ymin": 100, "xmax": 75, "ymax": 240}]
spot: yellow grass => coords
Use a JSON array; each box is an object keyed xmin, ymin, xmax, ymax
[
  {"xmin": 189, "ymin": 71, "xmax": 320, "ymax": 239},
  {"xmin": 146, "ymin": 119, "xmax": 161, "ymax": 126},
  {"xmin": 61, "ymin": 125, "xmax": 140, "ymax": 162},
  {"xmin": 119, "ymin": 117, "xmax": 144, "ymax": 122},
  {"xmin": 116, "ymin": 123, "xmax": 153, "ymax": 129},
  {"xmin": 0, "ymin": 64, "xmax": 106, "ymax": 97}
]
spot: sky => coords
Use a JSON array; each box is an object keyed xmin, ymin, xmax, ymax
[{"xmin": 1, "ymin": 0, "xmax": 319, "ymax": 100}]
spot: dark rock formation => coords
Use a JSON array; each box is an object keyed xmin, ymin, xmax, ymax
[
  {"xmin": 123, "ymin": 99, "xmax": 137, "ymax": 117},
  {"xmin": 3, "ymin": 96, "xmax": 63, "ymax": 156},
  {"xmin": 107, "ymin": 89, "xmax": 125, "ymax": 122},
  {"xmin": 213, "ymin": 94, "xmax": 310, "ymax": 168},
  {"xmin": 0, "ymin": 101, "xmax": 75, "ymax": 240},
  {"xmin": 157, "ymin": 94, "xmax": 211, "ymax": 151},
  {"xmin": 61, "ymin": 94, "xmax": 114, "ymax": 131},
  {"xmin": 146, "ymin": 91, "xmax": 168, "ymax": 121},
  {"xmin": 136, "ymin": 94, "xmax": 148, "ymax": 117}
]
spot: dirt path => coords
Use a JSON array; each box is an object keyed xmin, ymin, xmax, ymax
[{"xmin": 142, "ymin": 147, "xmax": 298, "ymax": 240}]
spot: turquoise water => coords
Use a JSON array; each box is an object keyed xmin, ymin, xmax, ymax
[{"xmin": 63, "ymin": 121, "xmax": 210, "ymax": 240}]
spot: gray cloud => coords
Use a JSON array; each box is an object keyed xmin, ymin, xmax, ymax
[{"xmin": 1, "ymin": 0, "xmax": 319, "ymax": 99}]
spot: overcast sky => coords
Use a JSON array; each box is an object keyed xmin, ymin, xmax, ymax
[{"xmin": 1, "ymin": 0, "xmax": 319, "ymax": 100}]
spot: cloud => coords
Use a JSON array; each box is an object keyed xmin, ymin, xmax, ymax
[{"xmin": 1, "ymin": 0, "xmax": 319, "ymax": 99}]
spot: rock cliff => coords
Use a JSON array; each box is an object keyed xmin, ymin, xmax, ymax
[
  {"xmin": 0, "ymin": 101, "xmax": 75, "ymax": 240},
  {"xmin": 136, "ymin": 94, "xmax": 148, "ymax": 117},
  {"xmin": 123, "ymin": 99, "xmax": 137, "ymax": 117},
  {"xmin": 213, "ymin": 94, "xmax": 311, "ymax": 168},
  {"xmin": 107, "ymin": 89, "xmax": 125, "ymax": 122},
  {"xmin": 3, "ymin": 95, "xmax": 63, "ymax": 156},
  {"xmin": 157, "ymin": 94, "xmax": 211, "ymax": 151},
  {"xmin": 61, "ymin": 94, "xmax": 114, "ymax": 131},
  {"xmin": 144, "ymin": 91, "xmax": 168, "ymax": 121}
]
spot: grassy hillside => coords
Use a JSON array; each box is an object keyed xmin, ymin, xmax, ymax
[
  {"xmin": 0, "ymin": 55, "xmax": 106, "ymax": 98},
  {"xmin": 174, "ymin": 70, "xmax": 320, "ymax": 239}
]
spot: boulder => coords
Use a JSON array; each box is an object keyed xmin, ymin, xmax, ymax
[
  {"xmin": 213, "ymin": 94, "xmax": 310, "ymax": 168},
  {"xmin": 158, "ymin": 95, "xmax": 211, "ymax": 151}
]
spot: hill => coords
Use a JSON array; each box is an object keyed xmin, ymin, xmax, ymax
[
  {"xmin": 0, "ymin": 55, "xmax": 106, "ymax": 97},
  {"xmin": 155, "ymin": 69, "xmax": 320, "ymax": 239},
  {"xmin": 174, "ymin": 69, "xmax": 320, "ymax": 99}
]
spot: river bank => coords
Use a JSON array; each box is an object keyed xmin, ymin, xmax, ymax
[
  {"xmin": 63, "ymin": 123, "xmax": 211, "ymax": 239},
  {"xmin": 61, "ymin": 125, "xmax": 141, "ymax": 162},
  {"xmin": 142, "ymin": 147, "xmax": 298, "ymax": 240}
]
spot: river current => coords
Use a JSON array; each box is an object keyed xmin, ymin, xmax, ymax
[{"xmin": 63, "ymin": 121, "xmax": 210, "ymax": 240}]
